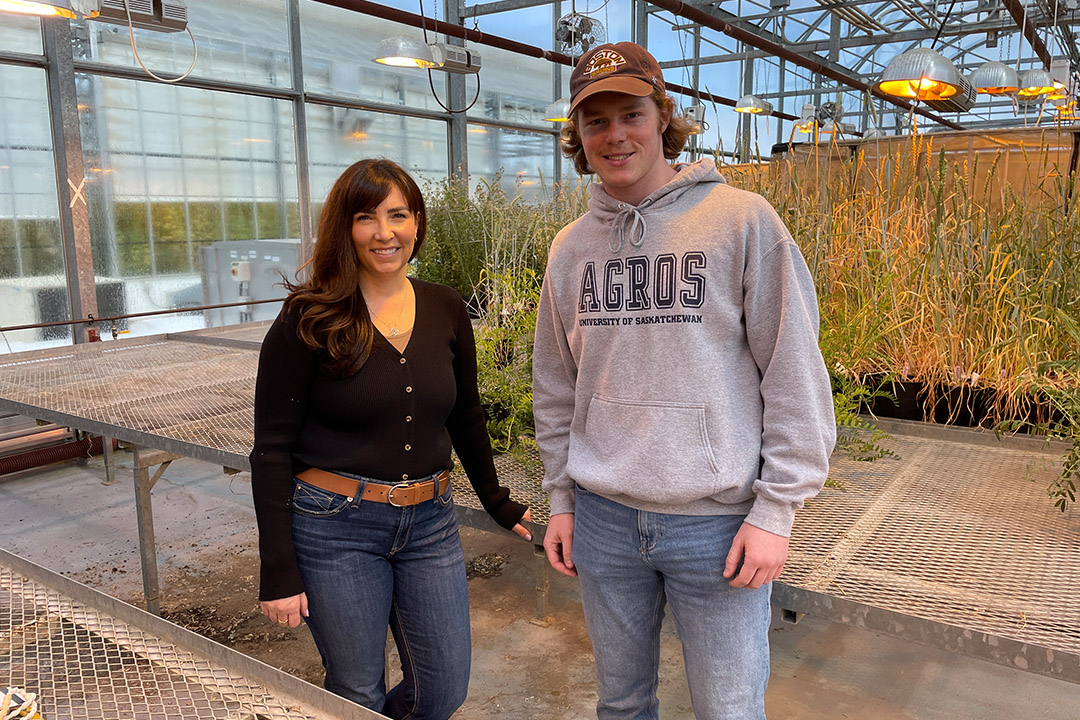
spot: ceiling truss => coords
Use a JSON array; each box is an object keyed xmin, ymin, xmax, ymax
[{"xmin": 461, "ymin": 0, "xmax": 1080, "ymax": 135}]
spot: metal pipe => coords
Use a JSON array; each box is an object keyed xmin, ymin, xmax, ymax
[
  {"xmin": 0, "ymin": 297, "xmax": 286, "ymax": 335},
  {"xmin": 1002, "ymin": 0, "xmax": 1054, "ymax": 68},
  {"xmin": 646, "ymin": 0, "xmax": 965, "ymax": 131},
  {"xmin": 309, "ymin": 0, "xmax": 792, "ymax": 119},
  {"xmin": 0, "ymin": 435, "xmax": 114, "ymax": 477}
]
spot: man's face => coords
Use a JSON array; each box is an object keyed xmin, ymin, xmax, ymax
[{"xmin": 576, "ymin": 91, "xmax": 672, "ymax": 206}]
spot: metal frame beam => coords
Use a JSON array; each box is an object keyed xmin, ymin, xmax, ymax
[{"xmin": 43, "ymin": 18, "xmax": 98, "ymax": 343}]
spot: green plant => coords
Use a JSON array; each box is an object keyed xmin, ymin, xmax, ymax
[
  {"xmin": 418, "ymin": 173, "xmax": 586, "ymax": 458},
  {"xmin": 473, "ymin": 267, "xmax": 543, "ymax": 465}
]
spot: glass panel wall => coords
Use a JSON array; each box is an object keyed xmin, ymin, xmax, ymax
[
  {"xmin": 471, "ymin": 46, "xmax": 553, "ymax": 128},
  {"xmin": 71, "ymin": 0, "xmax": 292, "ymax": 89},
  {"xmin": 0, "ymin": 64, "xmax": 70, "ymax": 352},
  {"xmin": 306, "ymin": 104, "xmax": 448, "ymax": 230},
  {"xmin": 0, "ymin": 0, "xmax": 565, "ymax": 347},
  {"xmin": 0, "ymin": 14, "xmax": 43, "ymax": 55},
  {"xmin": 467, "ymin": 124, "xmax": 554, "ymax": 201},
  {"xmin": 300, "ymin": 0, "xmax": 449, "ymax": 112},
  {"xmin": 78, "ymin": 75, "xmax": 298, "ymax": 335}
]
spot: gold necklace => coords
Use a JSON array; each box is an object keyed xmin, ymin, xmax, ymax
[{"xmin": 370, "ymin": 286, "xmax": 410, "ymax": 337}]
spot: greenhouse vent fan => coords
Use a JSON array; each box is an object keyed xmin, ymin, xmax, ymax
[{"xmin": 95, "ymin": 0, "xmax": 188, "ymax": 33}]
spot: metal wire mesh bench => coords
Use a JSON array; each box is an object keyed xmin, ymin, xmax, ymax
[
  {"xmin": 0, "ymin": 548, "xmax": 383, "ymax": 720},
  {"xmin": 1, "ymin": 324, "xmax": 1077, "ymax": 685}
]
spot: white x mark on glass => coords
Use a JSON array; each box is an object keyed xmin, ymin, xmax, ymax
[{"xmin": 68, "ymin": 176, "xmax": 87, "ymax": 208}]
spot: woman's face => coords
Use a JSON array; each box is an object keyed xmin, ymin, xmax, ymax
[{"xmin": 350, "ymin": 185, "xmax": 418, "ymax": 281}]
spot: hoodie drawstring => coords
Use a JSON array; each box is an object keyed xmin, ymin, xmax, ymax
[{"xmin": 609, "ymin": 204, "xmax": 647, "ymax": 254}]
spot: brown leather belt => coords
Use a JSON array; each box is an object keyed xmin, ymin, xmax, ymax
[{"xmin": 296, "ymin": 468, "xmax": 451, "ymax": 507}]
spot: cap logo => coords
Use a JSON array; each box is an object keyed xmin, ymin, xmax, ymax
[{"xmin": 585, "ymin": 49, "xmax": 626, "ymax": 79}]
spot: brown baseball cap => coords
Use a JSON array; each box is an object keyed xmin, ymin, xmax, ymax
[{"xmin": 568, "ymin": 42, "xmax": 665, "ymax": 115}]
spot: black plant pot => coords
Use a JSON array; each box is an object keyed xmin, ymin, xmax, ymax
[{"xmin": 864, "ymin": 377, "xmax": 1062, "ymax": 431}]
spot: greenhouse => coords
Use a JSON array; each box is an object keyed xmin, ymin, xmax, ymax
[{"xmin": 1, "ymin": 1, "xmax": 1078, "ymax": 719}]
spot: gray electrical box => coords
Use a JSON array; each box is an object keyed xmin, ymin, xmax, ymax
[{"xmin": 198, "ymin": 239, "xmax": 303, "ymax": 327}]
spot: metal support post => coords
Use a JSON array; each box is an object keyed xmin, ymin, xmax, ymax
[
  {"xmin": 287, "ymin": 0, "xmax": 314, "ymax": 265},
  {"xmin": 739, "ymin": 50, "xmax": 754, "ymax": 162},
  {"xmin": 530, "ymin": 543, "xmax": 551, "ymax": 626},
  {"xmin": 447, "ymin": 0, "xmax": 469, "ymax": 180},
  {"xmin": 42, "ymin": 17, "xmax": 98, "ymax": 343},
  {"xmin": 552, "ymin": 0, "xmax": 563, "ymax": 184},
  {"xmin": 102, "ymin": 436, "xmax": 117, "ymax": 486},
  {"xmin": 132, "ymin": 447, "xmax": 181, "ymax": 615}
]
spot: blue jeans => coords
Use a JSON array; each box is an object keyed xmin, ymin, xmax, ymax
[
  {"xmin": 574, "ymin": 486, "xmax": 771, "ymax": 720},
  {"xmin": 290, "ymin": 474, "xmax": 470, "ymax": 720}
]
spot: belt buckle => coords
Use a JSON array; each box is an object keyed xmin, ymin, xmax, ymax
[{"xmin": 387, "ymin": 482, "xmax": 411, "ymax": 507}]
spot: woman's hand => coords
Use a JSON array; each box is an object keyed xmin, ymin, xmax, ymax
[
  {"xmin": 511, "ymin": 508, "xmax": 533, "ymax": 542},
  {"xmin": 261, "ymin": 592, "xmax": 308, "ymax": 628}
]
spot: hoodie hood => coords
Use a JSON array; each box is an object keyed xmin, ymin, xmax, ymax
[{"xmin": 589, "ymin": 159, "xmax": 728, "ymax": 253}]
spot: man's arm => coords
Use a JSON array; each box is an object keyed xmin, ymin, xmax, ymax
[
  {"xmin": 532, "ymin": 269, "xmax": 579, "ymax": 515},
  {"xmin": 740, "ymin": 199, "xmax": 836, "ymax": 567},
  {"xmin": 533, "ymin": 267, "xmax": 581, "ymax": 574}
]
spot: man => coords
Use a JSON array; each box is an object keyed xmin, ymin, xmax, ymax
[{"xmin": 532, "ymin": 42, "xmax": 836, "ymax": 720}]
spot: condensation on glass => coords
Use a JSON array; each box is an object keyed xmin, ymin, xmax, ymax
[
  {"xmin": 70, "ymin": 0, "xmax": 292, "ymax": 89},
  {"xmin": 0, "ymin": 64, "xmax": 71, "ymax": 353},
  {"xmin": 76, "ymin": 73, "xmax": 299, "ymax": 337}
]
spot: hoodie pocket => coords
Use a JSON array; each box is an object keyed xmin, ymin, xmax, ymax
[{"xmin": 573, "ymin": 393, "xmax": 724, "ymax": 505}]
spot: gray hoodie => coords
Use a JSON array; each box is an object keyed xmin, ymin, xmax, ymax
[{"xmin": 532, "ymin": 159, "xmax": 836, "ymax": 537}]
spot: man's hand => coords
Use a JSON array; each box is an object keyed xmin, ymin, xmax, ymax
[
  {"xmin": 512, "ymin": 508, "xmax": 533, "ymax": 542},
  {"xmin": 261, "ymin": 592, "xmax": 308, "ymax": 628},
  {"xmin": 543, "ymin": 512, "xmax": 577, "ymax": 577},
  {"xmin": 724, "ymin": 522, "xmax": 789, "ymax": 589}
]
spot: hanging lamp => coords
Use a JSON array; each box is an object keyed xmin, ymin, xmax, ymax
[
  {"xmin": 542, "ymin": 98, "xmax": 570, "ymax": 123},
  {"xmin": 683, "ymin": 105, "xmax": 706, "ymax": 135},
  {"xmin": 1017, "ymin": 67, "xmax": 1056, "ymax": 98},
  {"xmin": 1047, "ymin": 80, "xmax": 1069, "ymax": 101},
  {"xmin": 374, "ymin": 36, "xmax": 440, "ymax": 69},
  {"xmin": 734, "ymin": 94, "xmax": 773, "ymax": 114},
  {"xmin": 794, "ymin": 103, "xmax": 817, "ymax": 134},
  {"xmin": 969, "ymin": 61, "xmax": 1020, "ymax": 95},
  {"xmin": 875, "ymin": 47, "xmax": 961, "ymax": 101},
  {"xmin": 0, "ymin": 0, "xmax": 98, "ymax": 17}
]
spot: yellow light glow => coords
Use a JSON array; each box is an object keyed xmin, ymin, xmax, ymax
[
  {"xmin": 1017, "ymin": 84, "xmax": 1055, "ymax": 98},
  {"xmin": 734, "ymin": 106, "xmax": 764, "ymax": 114},
  {"xmin": 467, "ymin": 127, "xmax": 488, "ymax": 134},
  {"xmin": 347, "ymin": 131, "xmax": 368, "ymax": 141},
  {"xmin": 242, "ymin": 138, "xmax": 270, "ymax": 143},
  {"xmin": 975, "ymin": 86, "xmax": 1018, "ymax": 95},
  {"xmin": 543, "ymin": 114, "xmax": 570, "ymax": 122},
  {"xmin": 0, "ymin": 0, "xmax": 71, "ymax": 17},
  {"xmin": 87, "ymin": 167, "xmax": 114, "ymax": 173},
  {"xmin": 795, "ymin": 121, "xmax": 815, "ymax": 134},
  {"xmin": 375, "ymin": 56, "xmax": 439, "ymax": 69},
  {"xmin": 878, "ymin": 76, "xmax": 958, "ymax": 101},
  {"xmin": 1047, "ymin": 82, "xmax": 1069, "ymax": 100}
]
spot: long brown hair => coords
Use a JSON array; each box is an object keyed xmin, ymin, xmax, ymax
[
  {"xmin": 283, "ymin": 159, "xmax": 427, "ymax": 377},
  {"xmin": 560, "ymin": 89, "xmax": 691, "ymax": 176}
]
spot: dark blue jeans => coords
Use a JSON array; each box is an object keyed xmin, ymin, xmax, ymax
[{"xmin": 290, "ymin": 474, "xmax": 470, "ymax": 720}]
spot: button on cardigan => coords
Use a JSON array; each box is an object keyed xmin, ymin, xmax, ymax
[{"xmin": 250, "ymin": 279, "xmax": 527, "ymax": 601}]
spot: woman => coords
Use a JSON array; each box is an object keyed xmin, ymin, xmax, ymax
[{"xmin": 250, "ymin": 158, "xmax": 531, "ymax": 719}]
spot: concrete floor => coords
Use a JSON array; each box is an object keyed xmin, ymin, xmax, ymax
[{"xmin": 3, "ymin": 449, "xmax": 1078, "ymax": 719}]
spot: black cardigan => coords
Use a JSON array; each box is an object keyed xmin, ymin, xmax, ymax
[{"xmin": 250, "ymin": 279, "xmax": 527, "ymax": 601}]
